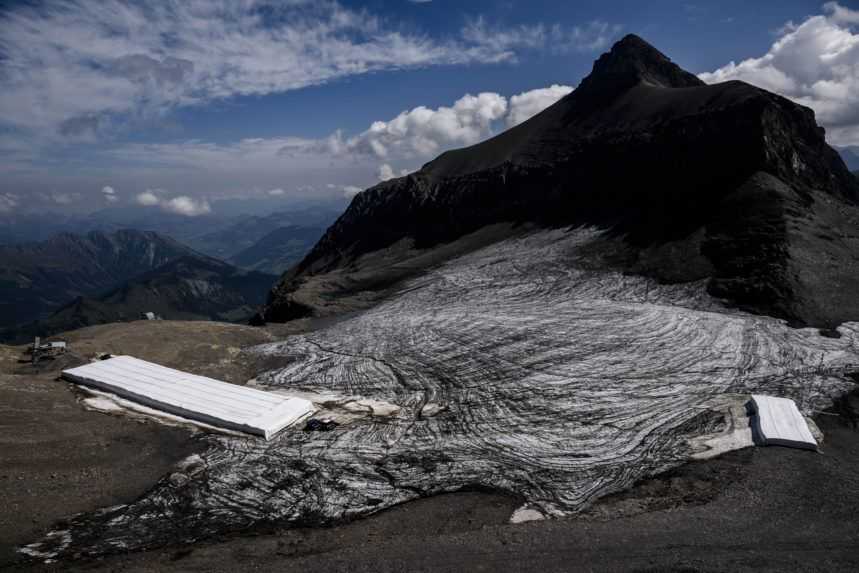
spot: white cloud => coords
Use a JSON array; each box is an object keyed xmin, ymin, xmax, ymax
[
  {"xmin": 507, "ymin": 84, "xmax": 574, "ymax": 127},
  {"xmin": 340, "ymin": 84, "xmax": 575, "ymax": 162},
  {"xmin": 342, "ymin": 185, "xmax": 363, "ymax": 198},
  {"xmin": 0, "ymin": 193, "xmax": 18, "ymax": 213},
  {"xmin": 0, "ymin": 0, "xmax": 605, "ymax": 142},
  {"xmin": 101, "ymin": 185, "xmax": 119, "ymax": 202},
  {"xmin": 134, "ymin": 188, "xmax": 209, "ymax": 215},
  {"xmin": 377, "ymin": 164, "xmax": 413, "ymax": 181},
  {"xmin": 161, "ymin": 195, "xmax": 211, "ymax": 216},
  {"xmin": 378, "ymin": 164, "xmax": 396, "ymax": 181},
  {"xmin": 700, "ymin": 2, "xmax": 859, "ymax": 146},
  {"xmin": 135, "ymin": 190, "xmax": 161, "ymax": 206},
  {"xmin": 267, "ymin": 188, "xmax": 286, "ymax": 196},
  {"xmin": 461, "ymin": 18, "xmax": 622, "ymax": 57},
  {"xmin": 346, "ymin": 92, "xmax": 508, "ymax": 159}
]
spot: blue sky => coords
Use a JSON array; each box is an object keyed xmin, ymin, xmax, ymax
[
  {"xmin": 139, "ymin": 0, "xmax": 827, "ymax": 144},
  {"xmin": 0, "ymin": 0, "xmax": 858, "ymax": 216}
]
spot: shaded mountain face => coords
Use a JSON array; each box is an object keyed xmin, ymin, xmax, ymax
[
  {"xmin": 0, "ymin": 230, "xmax": 195, "ymax": 329},
  {"xmin": 3, "ymin": 254, "xmax": 276, "ymax": 343},
  {"xmin": 228, "ymin": 225, "xmax": 325, "ymax": 275},
  {"xmin": 261, "ymin": 34, "xmax": 859, "ymax": 328}
]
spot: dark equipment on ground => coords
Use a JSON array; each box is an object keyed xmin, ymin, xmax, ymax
[
  {"xmin": 27, "ymin": 337, "xmax": 68, "ymax": 364},
  {"xmin": 304, "ymin": 418, "xmax": 338, "ymax": 432}
]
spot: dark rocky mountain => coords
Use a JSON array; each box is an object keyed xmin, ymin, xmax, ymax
[
  {"xmin": 228, "ymin": 225, "xmax": 325, "ymax": 274},
  {"xmin": 3, "ymin": 255, "xmax": 276, "ymax": 343},
  {"xmin": 0, "ymin": 230, "xmax": 195, "ymax": 329},
  {"xmin": 260, "ymin": 34, "xmax": 859, "ymax": 328}
]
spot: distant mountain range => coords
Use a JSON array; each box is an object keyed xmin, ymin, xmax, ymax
[
  {"xmin": 228, "ymin": 225, "xmax": 325, "ymax": 275},
  {"xmin": 0, "ymin": 230, "xmax": 194, "ymax": 328},
  {"xmin": 837, "ymin": 146, "xmax": 859, "ymax": 171},
  {"xmin": 0, "ymin": 229, "xmax": 276, "ymax": 343},
  {"xmin": 185, "ymin": 207, "xmax": 336, "ymax": 264},
  {"xmin": 6, "ymin": 256, "xmax": 275, "ymax": 343},
  {"xmin": 0, "ymin": 199, "xmax": 345, "ymax": 253},
  {"xmin": 260, "ymin": 35, "xmax": 859, "ymax": 329}
]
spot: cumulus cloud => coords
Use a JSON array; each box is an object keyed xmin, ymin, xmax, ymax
[
  {"xmin": 267, "ymin": 188, "xmax": 286, "ymax": 196},
  {"xmin": 347, "ymin": 92, "xmax": 508, "ymax": 159},
  {"xmin": 338, "ymin": 84, "xmax": 573, "ymax": 162},
  {"xmin": 134, "ymin": 189, "xmax": 210, "ymax": 215},
  {"xmin": 377, "ymin": 164, "xmax": 413, "ymax": 181},
  {"xmin": 135, "ymin": 190, "xmax": 161, "ymax": 206},
  {"xmin": 378, "ymin": 164, "xmax": 396, "ymax": 181},
  {"xmin": 101, "ymin": 185, "xmax": 118, "ymax": 202},
  {"xmin": 507, "ymin": 84, "xmax": 574, "ymax": 127},
  {"xmin": 342, "ymin": 185, "xmax": 363, "ymax": 198},
  {"xmin": 161, "ymin": 196, "xmax": 211, "ymax": 216},
  {"xmin": 0, "ymin": 0, "xmax": 610, "ymax": 141},
  {"xmin": 700, "ymin": 2, "xmax": 859, "ymax": 146}
]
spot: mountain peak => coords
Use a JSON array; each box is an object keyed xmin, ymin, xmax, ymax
[{"xmin": 575, "ymin": 34, "xmax": 704, "ymax": 102}]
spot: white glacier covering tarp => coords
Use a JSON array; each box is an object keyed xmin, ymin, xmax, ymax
[
  {"xmin": 750, "ymin": 394, "xmax": 818, "ymax": 450},
  {"xmin": 62, "ymin": 355, "xmax": 315, "ymax": 439}
]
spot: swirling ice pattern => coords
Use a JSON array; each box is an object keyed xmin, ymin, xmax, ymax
[{"xmin": 26, "ymin": 228, "xmax": 859, "ymax": 559}]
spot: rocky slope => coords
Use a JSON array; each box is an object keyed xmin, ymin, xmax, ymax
[
  {"xmin": 5, "ymin": 255, "xmax": 276, "ymax": 342},
  {"xmin": 261, "ymin": 34, "xmax": 859, "ymax": 328},
  {"xmin": 0, "ymin": 230, "xmax": 195, "ymax": 329}
]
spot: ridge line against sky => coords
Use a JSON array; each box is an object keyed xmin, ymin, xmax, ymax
[{"xmin": 1, "ymin": 1, "xmax": 859, "ymax": 215}]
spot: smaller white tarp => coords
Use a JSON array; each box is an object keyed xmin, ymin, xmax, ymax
[
  {"xmin": 750, "ymin": 395, "xmax": 818, "ymax": 450},
  {"xmin": 62, "ymin": 356, "xmax": 315, "ymax": 439}
]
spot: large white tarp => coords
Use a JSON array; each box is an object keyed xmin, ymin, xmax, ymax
[
  {"xmin": 750, "ymin": 394, "xmax": 818, "ymax": 450},
  {"xmin": 62, "ymin": 356, "xmax": 315, "ymax": 439}
]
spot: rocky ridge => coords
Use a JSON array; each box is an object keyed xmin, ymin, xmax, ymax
[{"xmin": 262, "ymin": 34, "xmax": 859, "ymax": 328}]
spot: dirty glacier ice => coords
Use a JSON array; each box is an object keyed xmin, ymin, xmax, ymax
[{"xmin": 25, "ymin": 228, "xmax": 859, "ymax": 559}]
